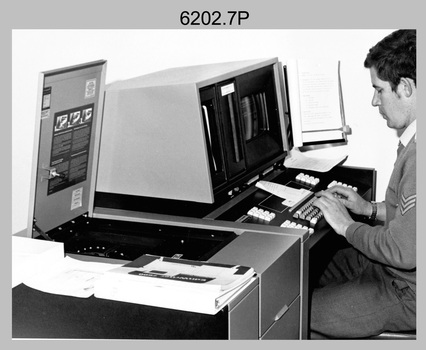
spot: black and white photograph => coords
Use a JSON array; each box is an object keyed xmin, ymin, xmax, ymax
[{"xmin": 5, "ymin": 0, "xmax": 423, "ymax": 347}]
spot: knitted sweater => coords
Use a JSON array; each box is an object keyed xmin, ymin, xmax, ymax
[{"xmin": 346, "ymin": 135, "xmax": 416, "ymax": 292}]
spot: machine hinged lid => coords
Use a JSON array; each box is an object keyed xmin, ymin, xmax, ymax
[{"xmin": 28, "ymin": 60, "xmax": 107, "ymax": 237}]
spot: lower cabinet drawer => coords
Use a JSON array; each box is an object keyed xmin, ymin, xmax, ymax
[
  {"xmin": 228, "ymin": 284, "xmax": 259, "ymax": 339},
  {"xmin": 261, "ymin": 295, "xmax": 300, "ymax": 340},
  {"xmin": 260, "ymin": 238, "xmax": 300, "ymax": 335}
]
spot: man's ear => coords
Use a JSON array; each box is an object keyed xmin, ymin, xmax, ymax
[{"xmin": 398, "ymin": 77, "xmax": 415, "ymax": 97}]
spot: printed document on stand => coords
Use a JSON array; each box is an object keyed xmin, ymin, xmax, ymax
[{"xmin": 286, "ymin": 59, "xmax": 349, "ymax": 147}]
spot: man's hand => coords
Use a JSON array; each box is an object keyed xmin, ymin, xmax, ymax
[
  {"xmin": 312, "ymin": 189, "xmax": 356, "ymax": 237},
  {"xmin": 324, "ymin": 185, "xmax": 372, "ymax": 217}
]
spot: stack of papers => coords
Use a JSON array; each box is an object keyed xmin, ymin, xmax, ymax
[
  {"xmin": 94, "ymin": 254, "xmax": 256, "ymax": 314},
  {"xmin": 12, "ymin": 236, "xmax": 64, "ymax": 288},
  {"xmin": 23, "ymin": 256, "xmax": 123, "ymax": 298},
  {"xmin": 284, "ymin": 148, "xmax": 347, "ymax": 172},
  {"xmin": 12, "ymin": 235, "xmax": 123, "ymax": 297}
]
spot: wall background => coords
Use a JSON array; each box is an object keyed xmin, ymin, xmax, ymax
[{"xmin": 12, "ymin": 29, "xmax": 396, "ymax": 234}]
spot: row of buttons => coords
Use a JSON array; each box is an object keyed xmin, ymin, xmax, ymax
[
  {"xmin": 292, "ymin": 197, "xmax": 324, "ymax": 227},
  {"xmin": 246, "ymin": 204, "xmax": 317, "ymax": 234},
  {"xmin": 295, "ymin": 173, "xmax": 320, "ymax": 186},
  {"xmin": 327, "ymin": 180, "xmax": 358, "ymax": 192},
  {"xmin": 247, "ymin": 207, "xmax": 276, "ymax": 221},
  {"xmin": 280, "ymin": 220, "xmax": 314, "ymax": 235}
]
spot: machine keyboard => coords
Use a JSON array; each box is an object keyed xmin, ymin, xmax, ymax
[{"xmin": 242, "ymin": 173, "xmax": 361, "ymax": 235}]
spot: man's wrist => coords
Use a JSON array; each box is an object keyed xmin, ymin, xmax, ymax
[
  {"xmin": 368, "ymin": 201, "xmax": 378, "ymax": 221},
  {"xmin": 337, "ymin": 219, "xmax": 355, "ymax": 237}
]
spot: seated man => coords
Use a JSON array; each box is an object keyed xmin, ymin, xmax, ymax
[{"xmin": 310, "ymin": 29, "xmax": 416, "ymax": 339}]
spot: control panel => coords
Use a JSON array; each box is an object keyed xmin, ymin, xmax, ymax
[{"xmin": 215, "ymin": 167, "xmax": 373, "ymax": 236}]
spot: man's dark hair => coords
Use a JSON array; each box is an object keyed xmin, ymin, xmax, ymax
[{"xmin": 364, "ymin": 29, "xmax": 416, "ymax": 91}]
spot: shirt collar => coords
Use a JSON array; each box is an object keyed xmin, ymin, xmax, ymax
[{"xmin": 400, "ymin": 120, "xmax": 416, "ymax": 147}]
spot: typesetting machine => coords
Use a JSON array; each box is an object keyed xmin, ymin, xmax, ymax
[{"xmin": 13, "ymin": 59, "xmax": 375, "ymax": 340}]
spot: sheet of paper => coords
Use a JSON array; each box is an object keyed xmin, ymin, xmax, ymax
[
  {"xmin": 12, "ymin": 236, "xmax": 64, "ymax": 288},
  {"xmin": 284, "ymin": 148, "xmax": 347, "ymax": 173},
  {"xmin": 255, "ymin": 180, "xmax": 312, "ymax": 207},
  {"xmin": 281, "ymin": 188, "xmax": 312, "ymax": 207},
  {"xmin": 23, "ymin": 256, "xmax": 123, "ymax": 298},
  {"xmin": 298, "ymin": 60, "xmax": 342, "ymax": 131}
]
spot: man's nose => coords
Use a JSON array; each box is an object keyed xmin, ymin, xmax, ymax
[{"xmin": 372, "ymin": 91, "xmax": 380, "ymax": 107}]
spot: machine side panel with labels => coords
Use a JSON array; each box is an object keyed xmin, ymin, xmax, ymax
[{"xmin": 28, "ymin": 61, "xmax": 107, "ymax": 236}]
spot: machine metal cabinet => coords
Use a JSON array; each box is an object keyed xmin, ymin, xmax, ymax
[{"xmin": 210, "ymin": 230, "xmax": 301, "ymax": 339}]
